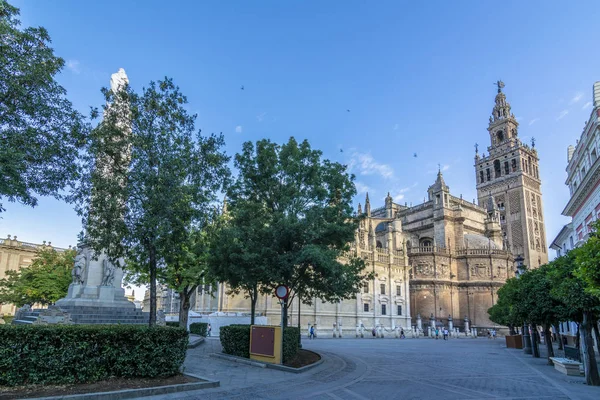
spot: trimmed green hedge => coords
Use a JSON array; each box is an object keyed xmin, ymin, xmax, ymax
[
  {"xmin": 189, "ymin": 322, "xmax": 208, "ymax": 336},
  {"xmin": 0, "ymin": 325, "xmax": 188, "ymax": 386},
  {"xmin": 166, "ymin": 321, "xmax": 180, "ymax": 327},
  {"xmin": 220, "ymin": 325, "xmax": 299, "ymax": 363}
]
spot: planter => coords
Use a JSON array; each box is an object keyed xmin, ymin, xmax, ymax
[{"xmin": 505, "ymin": 335, "xmax": 523, "ymax": 349}]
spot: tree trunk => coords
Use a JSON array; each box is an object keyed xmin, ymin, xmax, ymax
[
  {"xmin": 509, "ymin": 324, "xmax": 516, "ymax": 335},
  {"xmin": 576, "ymin": 323, "xmax": 580, "ymax": 349},
  {"xmin": 179, "ymin": 285, "xmax": 197, "ymax": 329},
  {"xmin": 250, "ymin": 285, "xmax": 257, "ymax": 325},
  {"xmin": 531, "ymin": 323, "xmax": 540, "ymax": 358},
  {"xmin": 149, "ymin": 246, "xmax": 157, "ymax": 327},
  {"xmin": 581, "ymin": 311, "xmax": 600, "ymax": 386},
  {"xmin": 544, "ymin": 324, "xmax": 554, "ymax": 365},
  {"xmin": 593, "ymin": 319, "xmax": 600, "ymax": 354}
]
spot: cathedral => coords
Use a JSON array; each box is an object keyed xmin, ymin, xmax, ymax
[{"xmin": 212, "ymin": 82, "xmax": 547, "ymax": 335}]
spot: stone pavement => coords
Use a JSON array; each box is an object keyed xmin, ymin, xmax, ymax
[{"xmin": 139, "ymin": 337, "xmax": 600, "ymax": 400}]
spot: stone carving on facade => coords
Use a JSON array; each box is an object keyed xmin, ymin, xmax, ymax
[
  {"xmin": 71, "ymin": 253, "xmax": 87, "ymax": 285},
  {"xmin": 416, "ymin": 262, "xmax": 434, "ymax": 276},
  {"xmin": 438, "ymin": 263, "xmax": 449, "ymax": 278},
  {"xmin": 470, "ymin": 263, "xmax": 489, "ymax": 278},
  {"xmin": 101, "ymin": 259, "xmax": 115, "ymax": 286}
]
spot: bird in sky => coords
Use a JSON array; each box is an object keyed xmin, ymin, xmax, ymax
[
  {"xmin": 340, "ymin": 148, "xmax": 344, "ymax": 153},
  {"xmin": 346, "ymin": 109, "xmax": 350, "ymax": 112},
  {"xmin": 241, "ymin": 85, "xmax": 244, "ymax": 90},
  {"xmin": 413, "ymin": 153, "xmax": 418, "ymax": 158}
]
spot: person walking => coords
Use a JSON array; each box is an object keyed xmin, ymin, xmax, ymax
[
  {"xmin": 400, "ymin": 329, "xmax": 405, "ymax": 339},
  {"xmin": 435, "ymin": 328, "xmax": 440, "ymax": 339},
  {"xmin": 309, "ymin": 325, "xmax": 315, "ymax": 340},
  {"xmin": 207, "ymin": 324, "xmax": 212, "ymax": 337},
  {"xmin": 492, "ymin": 329, "xmax": 497, "ymax": 340},
  {"xmin": 443, "ymin": 328, "xmax": 449, "ymax": 340}
]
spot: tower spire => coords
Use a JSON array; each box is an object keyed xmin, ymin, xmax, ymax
[{"xmin": 490, "ymin": 80, "xmax": 514, "ymax": 123}]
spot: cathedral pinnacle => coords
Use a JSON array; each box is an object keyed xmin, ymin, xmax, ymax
[{"xmin": 490, "ymin": 80, "xmax": 513, "ymax": 123}]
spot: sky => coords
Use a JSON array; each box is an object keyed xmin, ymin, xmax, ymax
[{"xmin": 3, "ymin": 1, "xmax": 600, "ymax": 299}]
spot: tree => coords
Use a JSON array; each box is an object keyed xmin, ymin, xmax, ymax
[
  {"xmin": 517, "ymin": 265, "xmax": 563, "ymax": 364},
  {"xmin": 0, "ymin": 1, "xmax": 87, "ymax": 213},
  {"xmin": 72, "ymin": 78, "xmax": 229, "ymax": 326},
  {"xmin": 0, "ymin": 247, "xmax": 75, "ymax": 307},
  {"xmin": 488, "ymin": 277, "xmax": 522, "ymax": 335},
  {"xmin": 548, "ymin": 251, "xmax": 600, "ymax": 386},
  {"xmin": 213, "ymin": 137, "xmax": 370, "ymax": 327},
  {"xmin": 575, "ymin": 220, "xmax": 600, "ymax": 298},
  {"xmin": 162, "ymin": 226, "xmax": 215, "ymax": 329}
]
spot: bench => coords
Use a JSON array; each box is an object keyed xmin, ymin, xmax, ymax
[{"xmin": 549, "ymin": 357, "xmax": 582, "ymax": 376}]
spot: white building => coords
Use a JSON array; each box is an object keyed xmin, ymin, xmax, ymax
[{"xmin": 550, "ymin": 81, "xmax": 600, "ymax": 344}]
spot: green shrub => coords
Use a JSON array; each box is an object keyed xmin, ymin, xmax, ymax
[
  {"xmin": 2, "ymin": 315, "xmax": 14, "ymax": 324},
  {"xmin": 189, "ymin": 322, "xmax": 208, "ymax": 336},
  {"xmin": 220, "ymin": 325, "xmax": 299, "ymax": 363},
  {"xmin": 0, "ymin": 324, "xmax": 188, "ymax": 386},
  {"xmin": 220, "ymin": 324, "xmax": 250, "ymax": 358},
  {"xmin": 166, "ymin": 321, "xmax": 180, "ymax": 327}
]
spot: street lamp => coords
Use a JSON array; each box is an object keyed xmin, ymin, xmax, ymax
[{"xmin": 515, "ymin": 255, "xmax": 532, "ymax": 354}]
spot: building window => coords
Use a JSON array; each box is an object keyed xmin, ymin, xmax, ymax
[
  {"xmin": 494, "ymin": 159, "xmax": 501, "ymax": 178},
  {"xmin": 363, "ymin": 283, "xmax": 369, "ymax": 294},
  {"xmin": 396, "ymin": 285, "xmax": 401, "ymax": 296},
  {"xmin": 511, "ymin": 159, "xmax": 517, "ymax": 172},
  {"xmin": 364, "ymin": 303, "xmax": 369, "ymax": 312},
  {"xmin": 380, "ymin": 284, "xmax": 386, "ymax": 295},
  {"xmin": 479, "ymin": 170, "xmax": 484, "ymax": 183},
  {"xmin": 381, "ymin": 304, "xmax": 387, "ymax": 315},
  {"xmin": 486, "ymin": 168, "xmax": 491, "ymax": 181},
  {"xmin": 397, "ymin": 305, "xmax": 402, "ymax": 315},
  {"xmin": 496, "ymin": 131, "xmax": 504, "ymax": 142},
  {"xmin": 504, "ymin": 161, "xmax": 509, "ymax": 175}
]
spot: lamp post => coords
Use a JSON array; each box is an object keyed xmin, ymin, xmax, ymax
[{"xmin": 515, "ymin": 255, "xmax": 532, "ymax": 354}]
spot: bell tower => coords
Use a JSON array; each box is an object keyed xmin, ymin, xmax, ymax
[{"xmin": 474, "ymin": 81, "xmax": 548, "ymax": 268}]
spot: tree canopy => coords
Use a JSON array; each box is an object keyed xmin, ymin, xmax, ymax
[
  {"xmin": 210, "ymin": 137, "xmax": 370, "ymax": 325},
  {"xmin": 0, "ymin": 247, "xmax": 75, "ymax": 307},
  {"xmin": 73, "ymin": 78, "xmax": 230, "ymax": 325},
  {"xmin": 0, "ymin": 1, "xmax": 87, "ymax": 213}
]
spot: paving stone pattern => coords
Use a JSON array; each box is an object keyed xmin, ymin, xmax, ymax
[{"xmin": 140, "ymin": 337, "xmax": 600, "ymax": 400}]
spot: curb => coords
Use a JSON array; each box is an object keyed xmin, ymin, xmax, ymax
[
  {"xmin": 188, "ymin": 335, "xmax": 205, "ymax": 349},
  {"xmin": 209, "ymin": 351, "xmax": 324, "ymax": 373},
  {"xmin": 29, "ymin": 373, "xmax": 219, "ymax": 400}
]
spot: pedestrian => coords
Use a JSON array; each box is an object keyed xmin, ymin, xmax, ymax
[
  {"xmin": 309, "ymin": 325, "xmax": 315, "ymax": 340},
  {"xmin": 435, "ymin": 328, "xmax": 439, "ymax": 339},
  {"xmin": 207, "ymin": 324, "xmax": 212, "ymax": 337},
  {"xmin": 443, "ymin": 328, "xmax": 449, "ymax": 340},
  {"xmin": 492, "ymin": 329, "xmax": 497, "ymax": 340},
  {"xmin": 400, "ymin": 329, "xmax": 405, "ymax": 339},
  {"xmin": 487, "ymin": 330, "xmax": 491, "ymax": 339},
  {"xmin": 372, "ymin": 328, "xmax": 376, "ymax": 337}
]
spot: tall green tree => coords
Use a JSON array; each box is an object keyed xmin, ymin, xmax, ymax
[
  {"xmin": 0, "ymin": 247, "xmax": 75, "ymax": 307},
  {"xmin": 488, "ymin": 277, "xmax": 522, "ymax": 335},
  {"xmin": 0, "ymin": 1, "xmax": 87, "ymax": 213},
  {"xmin": 575, "ymin": 220, "xmax": 600, "ymax": 299},
  {"xmin": 212, "ymin": 137, "xmax": 370, "ymax": 327},
  {"xmin": 548, "ymin": 251, "xmax": 600, "ymax": 386},
  {"xmin": 72, "ymin": 78, "xmax": 229, "ymax": 326}
]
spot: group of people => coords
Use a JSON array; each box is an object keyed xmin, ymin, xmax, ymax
[
  {"xmin": 486, "ymin": 329, "xmax": 497, "ymax": 339},
  {"xmin": 434, "ymin": 327, "xmax": 450, "ymax": 340}
]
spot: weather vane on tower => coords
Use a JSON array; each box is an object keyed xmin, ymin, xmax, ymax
[{"xmin": 495, "ymin": 80, "xmax": 505, "ymax": 93}]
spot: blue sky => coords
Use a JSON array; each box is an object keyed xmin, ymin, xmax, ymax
[{"xmin": 3, "ymin": 1, "xmax": 600, "ymax": 268}]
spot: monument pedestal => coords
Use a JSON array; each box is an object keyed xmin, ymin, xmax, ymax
[{"xmin": 54, "ymin": 243, "xmax": 149, "ymax": 325}]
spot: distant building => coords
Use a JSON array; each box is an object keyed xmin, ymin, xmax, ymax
[
  {"xmin": 551, "ymin": 81, "xmax": 600, "ymax": 345},
  {"xmin": 142, "ymin": 282, "xmax": 219, "ymax": 314},
  {"xmin": 0, "ymin": 235, "xmax": 69, "ymax": 315}
]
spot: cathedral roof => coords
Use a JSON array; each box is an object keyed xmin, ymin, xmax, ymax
[{"xmin": 463, "ymin": 233, "xmax": 498, "ymax": 249}]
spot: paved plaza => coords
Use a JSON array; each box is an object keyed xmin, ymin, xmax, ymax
[{"xmin": 142, "ymin": 337, "xmax": 600, "ymax": 400}]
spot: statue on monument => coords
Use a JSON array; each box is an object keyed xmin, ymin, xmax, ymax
[
  {"xmin": 101, "ymin": 259, "xmax": 115, "ymax": 287},
  {"xmin": 110, "ymin": 68, "xmax": 129, "ymax": 93},
  {"xmin": 71, "ymin": 253, "xmax": 86, "ymax": 285}
]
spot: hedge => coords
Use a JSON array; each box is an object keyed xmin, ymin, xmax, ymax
[
  {"xmin": 0, "ymin": 324, "xmax": 188, "ymax": 386},
  {"xmin": 189, "ymin": 322, "xmax": 208, "ymax": 337},
  {"xmin": 220, "ymin": 325, "xmax": 299, "ymax": 363},
  {"xmin": 166, "ymin": 321, "xmax": 180, "ymax": 327}
]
